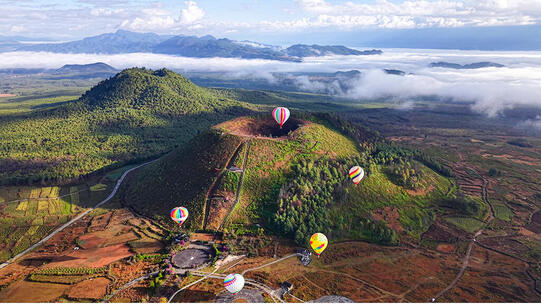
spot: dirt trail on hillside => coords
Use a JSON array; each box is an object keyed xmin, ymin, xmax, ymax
[
  {"xmin": 431, "ymin": 152, "xmax": 540, "ymax": 301},
  {"xmin": 202, "ymin": 141, "xmax": 246, "ymax": 230},
  {"xmin": 218, "ymin": 140, "xmax": 251, "ymax": 231}
]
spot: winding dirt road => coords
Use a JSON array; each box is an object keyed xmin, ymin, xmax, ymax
[{"xmin": 0, "ymin": 159, "xmax": 157, "ymax": 270}]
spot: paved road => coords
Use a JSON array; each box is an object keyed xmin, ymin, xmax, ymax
[
  {"xmin": 102, "ymin": 271, "xmax": 159, "ymax": 303},
  {"xmin": 0, "ymin": 159, "xmax": 157, "ymax": 270},
  {"xmin": 241, "ymin": 253, "xmax": 300, "ymax": 275},
  {"xmin": 168, "ymin": 253, "xmax": 299, "ymax": 303},
  {"xmin": 189, "ymin": 271, "xmax": 283, "ymax": 303},
  {"xmin": 168, "ymin": 266, "xmax": 221, "ymax": 303}
]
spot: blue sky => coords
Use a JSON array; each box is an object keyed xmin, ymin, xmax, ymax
[{"xmin": 2, "ymin": 0, "xmax": 541, "ymax": 43}]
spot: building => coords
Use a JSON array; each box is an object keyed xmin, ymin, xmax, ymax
[
  {"xmin": 281, "ymin": 281, "xmax": 293, "ymax": 292},
  {"xmin": 297, "ymin": 248, "xmax": 312, "ymax": 266},
  {"xmin": 228, "ymin": 166, "xmax": 243, "ymax": 173}
]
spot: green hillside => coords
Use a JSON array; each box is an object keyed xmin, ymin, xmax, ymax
[
  {"xmin": 119, "ymin": 130, "xmax": 244, "ymax": 229},
  {"xmin": 0, "ymin": 68, "xmax": 252, "ymax": 185},
  {"xmin": 119, "ymin": 113, "xmax": 464, "ymax": 246}
]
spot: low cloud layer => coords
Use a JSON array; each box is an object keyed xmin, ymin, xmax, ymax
[{"xmin": 1, "ymin": 49, "xmax": 541, "ymax": 119}]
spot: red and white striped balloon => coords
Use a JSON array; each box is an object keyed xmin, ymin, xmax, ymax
[{"xmin": 272, "ymin": 107, "xmax": 290, "ymax": 128}]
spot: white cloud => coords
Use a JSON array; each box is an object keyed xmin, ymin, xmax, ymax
[
  {"xmin": 287, "ymin": 0, "xmax": 541, "ymax": 30},
  {"xmin": 120, "ymin": 16, "xmax": 176, "ymax": 31},
  {"xmin": 119, "ymin": 1, "xmax": 205, "ymax": 31},
  {"xmin": 90, "ymin": 8, "xmax": 124, "ymax": 17},
  {"xmin": 517, "ymin": 115, "xmax": 541, "ymax": 130},
  {"xmin": 1, "ymin": 49, "xmax": 541, "ymax": 118},
  {"xmin": 180, "ymin": 1, "xmax": 205, "ymax": 24},
  {"xmin": 2, "ymin": 0, "xmax": 540, "ymax": 39},
  {"xmin": 10, "ymin": 25, "xmax": 24, "ymax": 33}
]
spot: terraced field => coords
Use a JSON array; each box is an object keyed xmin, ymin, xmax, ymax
[{"xmin": 0, "ymin": 182, "xmax": 112, "ymax": 262}]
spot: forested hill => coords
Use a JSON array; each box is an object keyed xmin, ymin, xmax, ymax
[
  {"xmin": 79, "ymin": 68, "xmax": 245, "ymax": 114},
  {"xmin": 0, "ymin": 68, "xmax": 252, "ymax": 185}
]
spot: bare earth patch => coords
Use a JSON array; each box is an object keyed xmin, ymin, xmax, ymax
[
  {"xmin": 43, "ymin": 243, "xmax": 132, "ymax": 268},
  {"xmin": 66, "ymin": 277, "xmax": 111, "ymax": 300},
  {"xmin": 372, "ymin": 207, "xmax": 404, "ymax": 233},
  {"xmin": 406, "ymin": 185, "xmax": 434, "ymax": 196},
  {"xmin": 0, "ymin": 280, "xmax": 69, "ymax": 302},
  {"xmin": 436, "ymin": 243, "xmax": 456, "ymax": 253}
]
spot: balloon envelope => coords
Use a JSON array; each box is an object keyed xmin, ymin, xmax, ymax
[
  {"xmin": 349, "ymin": 166, "xmax": 364, "ymax": 185},
  {"xmin": 272, "ymin": 107, "xmax": 290, "ymax": 127},
  {"xmin": 170, "ymin": 207, "xmax": 189, "ymax": 226},
  {"xmin": 310, "ymin": 233, "xmax": 328, "ymax": 256},
  {"xmin": 224, "ymin": 273, "xmax": 245, "ymax": 294}
]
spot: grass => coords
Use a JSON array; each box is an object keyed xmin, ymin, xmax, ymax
[
  {"xmin": 105, "ymin": 164, "xmax": 137, "ymax": 181},
  {"xmin": 230, "ymin": 136, "xmax": 302, "ymax": 226},
  {"xmin": 444, "ymin": 217, "xmax": 485, "ymax": 233},
  {"xmin": 297, "ymin": 122, "xmax": 359, "ymax": 158},
  {"xmin": 26, "ymin": 225, "xmax": 39, "ymax": 236},
  {"xmin": 492, "ymin": 200, "xmax": 514, "ymax": 221},
  {"xmin": 90, "ymin": 183, "xmax": 107, "ymax": 192},
  {"xmin": 0, "ymin": 85, "xmax": 88, "ymax": 114},
  {"xmin": 69, "ymin": 187, "xmax": 79, "ymax": 213},
  {"xmin": 28, "ymin": 274, "xmax": 99, "ymax": 285},
  {"xmin": 220, "ymin": 170, "xmax": 239, "ymax": 193},
  {"xmin": 61, "ymin": 199, "xmax": 72, "ymax": 215},
  {"xmin": 16, "ymin": 200, "xmax": 28, "ymax": 211},
  {"xmin": 37, "ymin": 201, "xmax": 49, "ymax": 215}
]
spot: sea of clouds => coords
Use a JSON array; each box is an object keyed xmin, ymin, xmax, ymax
[{"xmin": 1, "ymin": 48, "xmax": 541, "ymax": 120}]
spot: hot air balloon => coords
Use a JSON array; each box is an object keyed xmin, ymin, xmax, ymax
[
  {"xmin": 349, "ymin": 166, "xmax": 364, "ymax": 185},
  {"xmin": 170, "ymin": 207, "xmax": 189, "ymax": 227},
  {"xmin": 224, "ymin": 273, "xmax": 245, "ymax": 294},
  {"xmin": 272, "ymin": 107, "xmax": 290, "ymax": 128},
  {"xmin": 310, "ymin": 233, "xmax": 328, "ymax": 256}
]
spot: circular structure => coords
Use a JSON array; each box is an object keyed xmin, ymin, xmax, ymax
[
  {"xmin": 172, "ymin": 249, "xmax": 209, "ymax": 269},
  {"xmin": 312, "ymin": 295, "xmax": 354, "ymax": 303},
  {"xmin": 215, "ymin": 288, "xmax": 265, "ymax": 303}
]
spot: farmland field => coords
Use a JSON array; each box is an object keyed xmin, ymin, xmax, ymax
[{"xmin": 0, "ymin": 178, "xmax": 113, "ymax": 263}]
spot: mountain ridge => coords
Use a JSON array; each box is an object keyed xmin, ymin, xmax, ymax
[
  {"xmin": 16, "ymin": 30, "xmax": 383, "ymax": 61},
  {"xmin": 429, "ymin": 61, "xmax": 504, "ymax": 69}
]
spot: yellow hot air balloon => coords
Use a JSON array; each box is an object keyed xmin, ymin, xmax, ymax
[{"xmin": 310, "ymin": 233, "xmax": 328, "ymax": 256}]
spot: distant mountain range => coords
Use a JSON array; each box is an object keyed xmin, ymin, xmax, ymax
[
  {"xmin": 429, "ymin": 61, "xmax": 504, "ymax": 69},
  {"xmin": 53, "ymin": 62, "xmax": 117, "ymax": 74},
  {"xmin": 151, "ymin": 34, "xmax": 299, "ymax": 61},
  {"xmin": 14, "ymin": 30, "xmax": 382, "ymax": 61},
  {"xmin": 284, "ymin": 44, "xmax": 382, "ymax": 57},
  {"xmin": 17, "ymin": 30, "xmax": 172, "ymax": 54},
  {"xmin": 0, "ymin": 62, "xmax": 118, "ymax": 78}
]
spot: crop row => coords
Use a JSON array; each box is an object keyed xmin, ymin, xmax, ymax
[
  {"xmin": 29, "ymin": 274, "xmax": 100, "ymax": 284},
  {"xmin": 34, "ymin": 266, "xmax": 108, "ymax": 275}
]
